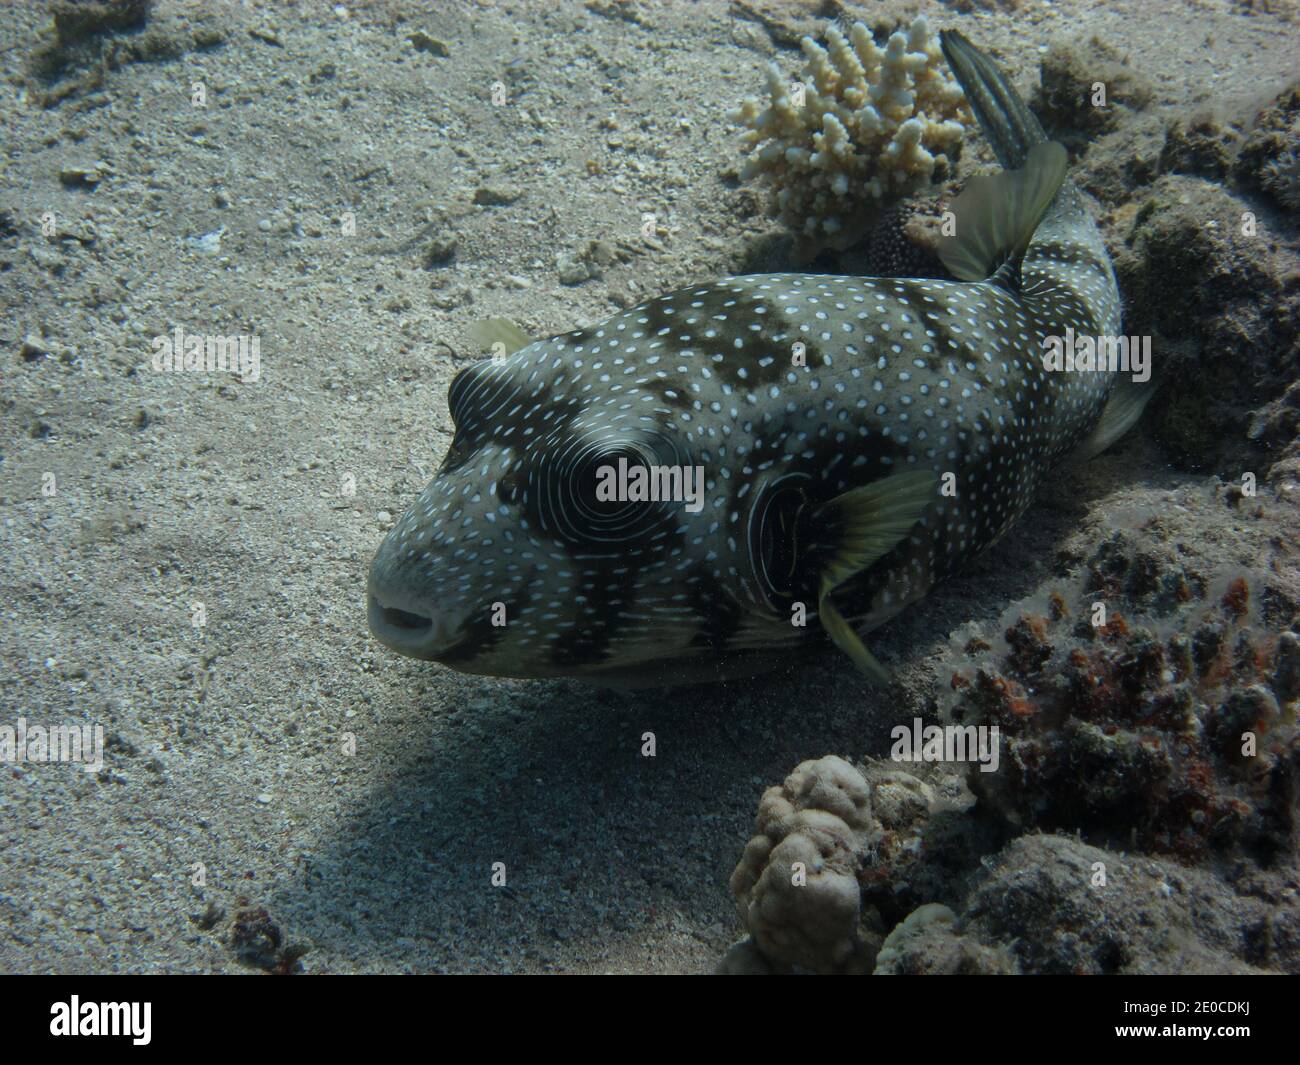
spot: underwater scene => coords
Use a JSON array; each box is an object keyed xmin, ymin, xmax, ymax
[{"xmin": 1, "ymin": 0, "xmax": 1297, "ymax": 978}]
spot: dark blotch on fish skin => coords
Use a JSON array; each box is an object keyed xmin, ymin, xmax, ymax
[
  {"xmin": 549, "ymin": 559, "xmax": 641, "ymax": 669},
  {"xmin": 633, "ymin": 297, "xmax": 679, "ymax": 340},
  {"xmin": 438, "ymin": 580, "xmax": 534, "ymax": 665},
  {"xmin": 715, "ymin": 306, "xmax": 807, "ymax": 389},
  {"xmin": 685, "ymin": 566, "xmax": 745, "ymax": 654}
]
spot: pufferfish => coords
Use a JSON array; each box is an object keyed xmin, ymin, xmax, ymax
[{"xmin": 366, "ymin": 31, "xmax": 1148, "ymax": 686}]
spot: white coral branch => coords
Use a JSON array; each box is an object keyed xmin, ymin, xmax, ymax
[{"xmin": 731, "ymin": 15, "xmax": 972, "ymax": 251}]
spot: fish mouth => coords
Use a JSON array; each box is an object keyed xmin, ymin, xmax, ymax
[{"xmin": 367, "ymin": 591, "xmax": 449, "ymax": 660}]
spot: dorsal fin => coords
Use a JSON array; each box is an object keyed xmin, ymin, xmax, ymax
[
  {"xmin": 937, "ymin": 141, "xmax": 1068, "ymax": 284},
  {"xmin": 467, "ymin": 317, "xmax": 534, "ymax": 357}
]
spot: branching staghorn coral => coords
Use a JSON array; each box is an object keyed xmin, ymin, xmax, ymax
[{"xmin": 730, "ymin": 16, "xmax": 971, "ymax": 253}]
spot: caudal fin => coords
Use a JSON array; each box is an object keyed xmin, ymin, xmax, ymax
[{"xmin": 939, "ymin": 30, "xmax": 1047, "ymax": 170}]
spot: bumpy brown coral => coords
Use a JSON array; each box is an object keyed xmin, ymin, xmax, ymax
[
  {"xmin": 1235, "ymin": 82, "xmax": 1300, "ymax": 215},
  {"xmin": 1032, "ymin": 35, "xmax": 1153, "ymax": 147},
  {"xmin": 730, "ymin": 16, "xmax": 970, "ymax": 253},
  {"xmin": 872, "ymin": 902, "xmax": 1015, "ymax": 975},
  {"xmin": 1108, "ymin": 172, "xmax": 1299, "ymax": 475},
  {"xmin": 943, "ymin": 572, "xmax": 1299, "ymax": 865},
  {"xmin": 726, "ymin": 754, "xmax": 990, "ymax": 973}
]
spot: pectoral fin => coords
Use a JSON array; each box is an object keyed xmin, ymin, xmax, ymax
[
  {"xmin": 818, "ymin": 596, "xmax": 893, "ymax": 684},
  {"xmin": 1067, "ymin": 376, "xmax": 1155, "ymax": 465},
  {"xmin": 813, "ymin": 470, "xmax": 938, "ymax": 683}
]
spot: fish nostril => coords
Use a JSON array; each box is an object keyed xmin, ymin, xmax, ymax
[{"xmin": 380, "ymin": 604, "xmax": 433, "ymax": 632}]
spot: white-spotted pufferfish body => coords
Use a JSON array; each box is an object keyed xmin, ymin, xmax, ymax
[{"xmin": 367, "ymin": 32, "xmax": 1140, "ymax": 686}]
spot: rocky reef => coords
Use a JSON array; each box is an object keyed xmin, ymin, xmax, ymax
[
  {"xmin": 947, "ymin": 574, "xmax": 1296, "ymax": 864},
  {"xmin": 724, "ymin": 543, "xmax": 1299, "ymax": 973}
]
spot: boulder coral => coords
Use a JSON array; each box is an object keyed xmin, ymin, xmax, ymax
[{"xmin": 728, "ymin": 755, "xmax": 877, "ymax": 973}]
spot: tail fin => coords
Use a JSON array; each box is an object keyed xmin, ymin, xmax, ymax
[{"xmin": 939, "ymin": 30, "xmax": 1047, "ymax": 170}]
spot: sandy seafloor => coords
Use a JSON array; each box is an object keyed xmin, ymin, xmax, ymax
[{"xmin": 0, "ymin": 0, "xmax": 1297, "ymax": 974}]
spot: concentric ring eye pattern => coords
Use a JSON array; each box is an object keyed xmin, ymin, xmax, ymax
[{"xmin": 532, "ymin": 427, "xmax": 690, "ymax": 545}]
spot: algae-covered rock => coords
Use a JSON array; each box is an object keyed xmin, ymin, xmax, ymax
[{"xmin": 1033, "ymin": 36, "xmax": 1154, "ymax": 148}]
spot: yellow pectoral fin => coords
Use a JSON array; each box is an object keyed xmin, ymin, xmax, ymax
[
  {"xmin": 814, "ymin": 469, "xmax": 939, "ymax": 592},
  {"xmin": 817, "ymin": 591, "xmax": 892, "ymax": 686},
  {"xmin": 813, "ymin": 469, "xmax": 937, "ymax": 684}
]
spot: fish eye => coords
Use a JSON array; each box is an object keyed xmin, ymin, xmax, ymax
[
  {"xmin": 533, "ymin": 431, "xmax": 684, "ymax": 547},
  {"xmin": 573, "ymin": 446, "xmax": 647, "ymax": 513}
]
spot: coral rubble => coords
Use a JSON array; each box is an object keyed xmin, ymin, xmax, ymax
[{"xmin": 943, "ymin": 573, "xmax": 1298, "ymax": 865}]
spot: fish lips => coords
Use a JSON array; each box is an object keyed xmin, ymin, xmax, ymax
[
  {"xmin": 366, "ymin": 550, "xmax": 468, "ymax": 660},
  {"xmin": 367, "ymin": 591, "xmax": 444, "ymax": 660}
]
